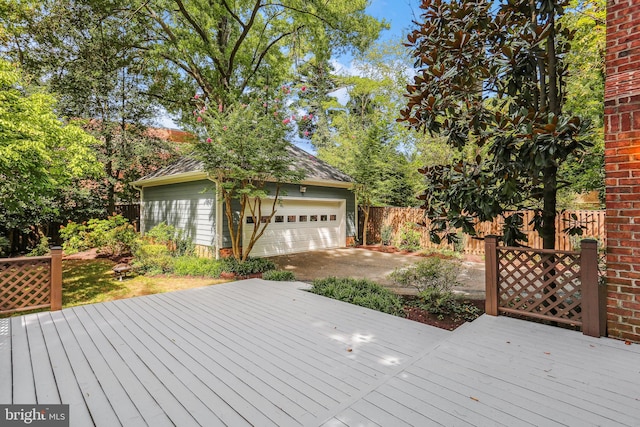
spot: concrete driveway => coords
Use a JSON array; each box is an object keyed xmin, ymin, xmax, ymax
[{"xmin": 268, "ymin": 247, "xmax": 486, "ymax": 298}]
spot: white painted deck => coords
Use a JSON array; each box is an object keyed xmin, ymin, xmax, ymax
[{"xmin": 1, "ymin": 279, "xmax": 639, "ymax": 426}]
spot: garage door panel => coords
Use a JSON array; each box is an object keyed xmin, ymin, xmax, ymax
[{"xmin": 243, "ymin": 198, "xmax": 345, "ymax": 257}]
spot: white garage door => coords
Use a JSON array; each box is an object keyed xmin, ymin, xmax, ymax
[{"xmin": 243, "ymin": 198, "xmax": 346, "ymax": 257}]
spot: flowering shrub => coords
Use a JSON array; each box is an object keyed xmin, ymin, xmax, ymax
[{"xmin": 190, "ymin": 88, "xmax": 306, "ymax": 260}]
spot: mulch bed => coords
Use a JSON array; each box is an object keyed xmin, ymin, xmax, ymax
[
  {"xmin": 356, "ymin": 244, "xmax": 484, "ymax": 263},
  {"xmin": 402, "ymin": 298, "xmax": 485, "ymax": 331}
]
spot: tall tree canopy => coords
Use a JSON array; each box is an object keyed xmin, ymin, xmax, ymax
[
  {"xmin": 1, "ymin": 0, "xmax": 178, "ymax": 215},
  {"xmin": 136, "ymin": 0, "xmax": 387, "ymax": 121},
  {"xmin": 400, "ymin": 0, "xmax": 591, "ymax": 249},
  {"xmin": 0, "ymin": 60, "xmax": 101, "ymax": 248}
]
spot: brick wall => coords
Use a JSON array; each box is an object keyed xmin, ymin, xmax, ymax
[{"xmin": 604, "ymin": 0, "xmax": 640, "ymax": 342}]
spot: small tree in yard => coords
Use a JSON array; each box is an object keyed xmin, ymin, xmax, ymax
[
  {"xmin": 400, "ymin": 0, "xmax": 591, "ymax": 249},
  {"xmin": 192, "ymin": 91, "xmax": 304, "ymax": 261}
]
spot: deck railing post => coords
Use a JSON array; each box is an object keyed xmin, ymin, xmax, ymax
[
  {"xmin": 580, "ymin": 239, "xmax": 605, "ymax": 337},
  {"xmin": 50, "ymin": 246, "xmax": 63, "ymax": 311},
  {"xmin": 485, "ymin": 235, "xmax": 499, "ymax": 316}
]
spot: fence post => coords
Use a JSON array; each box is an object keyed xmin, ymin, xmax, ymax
[
  {"xmin": 580, "ymin": 239, "xmax": 605, "ymax": 337},
  {"xmin": 50, "ymin": 247, "xmax": 63, "ymax": 311},
  {"xmin": 485, "ymin": 235, "xmax": 499, "ymax": 316}
]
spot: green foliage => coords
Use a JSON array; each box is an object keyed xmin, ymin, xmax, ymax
[
  {"xmin": 391, "ymin": 257, "xmax": 479, "ymax": 322},
  {"xmin": 381, "ymin": 225, "xmax": 393, "ymax": 246},
  {"xmin": 1, "ymin": 1, "xmax": 177, "ymax": 215},
  {"xmin": 401, "ymin": 0, "xmax": 591, "ymax": 249},
  {"xmin": 220, "ymin": 257, "xmax": 277, "ymax": 276},
  {"xmin": 262, "ymin": 270, "xmax": 296, "ymax": 281},
  {"xmin": 133, "ymin": 0, "xmax": 386, "ymax": 119},
  {"xmin": 60, "ymin": 215, "xmax": 137, "ymax": 257},
  {"xmin": 59, "ymin": 221, "xmax": 90, "ymax": 254},
  {"xmin": 559, "ymin": 0, "xmax": 606, "ymax": 202},
  {"xmin": 27, "ymin": 235, "xmax": 49, "ymax": 257},
  {"xmin": 397, "ymin": 223, "xmax": 421, "ymax": 252},
  {"xmin": 132, "ymin": 244, "xmax": 174, "ymax": 275},
  {"xmin": 0, "ymin": 236, "xmax": 9, "ymax": 257},
  {"xmin": 413, "ymin": 289, "xmax": 482, "ymax": 322},
  {"xmin": 192, "ymin": 92, "xmax": 305, "ymax": 260},
  {"xmin": 310, "ymin": 277, "xmax": 405, "ymax": 317},
  {"xmin": 0, "ymin": 59, "xmax": 101, "ymax": 240},
  {"xmin": 389, "ymin": 257, "xmax": 460, "ymax": 293},
  {"xmin": 146, "ymin": 222, "xmax": 195, "ymax": 257},
  {"xmin": 173, "ymin": 257, "xmax": 223, "ymax": 278}
]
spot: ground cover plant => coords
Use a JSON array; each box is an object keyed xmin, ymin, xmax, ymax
[
  {"xmin": 389, "ymin": 258, "xmax": 482, "ymax": 325},
  {"xmin": 262, "ymin": 270, "xmax": 296, "ymax": 281},
  {"xmin": 309, "ymin": 277, "xmax": 405, "ymax": 317}
]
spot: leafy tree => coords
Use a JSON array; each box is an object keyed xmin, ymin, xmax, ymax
[
  {"xmin": 0, "ymin": 60, "xmax": 101, "ymax": 251},
  {"xmin": 134, "ymin": 0, "xmax": 387, "ymax": 119},
  {"xmin": 558, "ymin": 0, "xmax": 606, "ymax": 204},
  {"xmin": 1, "ymin": 0, "xmax": 178, "ymax": 215},
  {"xmin": 191, "ymin": 90, "xmax": 304, "ymax": 260},
  {"xmin": 400, "ymin": 0, "xmax": 591, "ymax": 249}
]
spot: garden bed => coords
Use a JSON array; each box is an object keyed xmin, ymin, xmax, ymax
[{"xmin": 403, "ymin": 297, "xmax": 485, "ymax": 331}]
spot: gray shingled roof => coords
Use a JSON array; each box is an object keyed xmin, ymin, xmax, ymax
[{"xmin": 136, "ymin": 144, "xmax": 352, "ymax": 185}]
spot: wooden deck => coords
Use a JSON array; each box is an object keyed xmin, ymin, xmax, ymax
[{"xmin": 1, "ymin": 279, "xmax": 639, "ymax": 426}]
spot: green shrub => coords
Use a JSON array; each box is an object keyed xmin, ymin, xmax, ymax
[
  {"xmin": 132, "ymin": 244, "xmax": 174, "ymax": 274},
  {"xmin": 414, "ymin": 288, "xmax": 481, "ymax": 322},
  {"xmin": 60, "ymin": 215, "xmax": 138, "ymax": 256},
  {"xmin": 27, "ymin": 235, "xmax": 50, "ymax": 257},
  {"xmin": 220, "ymin": 257, "xmax": 277, "ymax": 276},
  {"xmin": 173, "ymin": 256, "xmax": 223, "ymax": 277},
  {"xmin": 397, "ymin": 222, "xmax": 421, "ymax": 252},
  {"xmin": 262, "ymin": 270, "xmax": 296, "ymax": 281},
  {"xmin": 145, "ymin": 222, "xmax": 194, "ymax": 256},
  {"xmin": 381, "ymin": 225, "xmax": 393, "ymax": 246},
  {"xmin": 388, "ymin": 257, "xmax": 460, "ymax": 293},
  {"xmin": 59, "ymin": 221, "xmax": 90, "ymax": 254},
  {"xmin": 310, "ymin": 277, "xmax": 405, "ymax": 317},
  {"xmin": 0, "ymin": 236, "xmax": 9, "ymax": 257}
]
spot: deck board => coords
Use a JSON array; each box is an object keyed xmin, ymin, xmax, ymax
[
  {"xmin": 11, "ymin": 316, "xmax": 36, "ymax": 403},
  {"xmin": 0, "ymin": 319, "xmax": 11, "ymax": 404},
  {"xmin": 23, "ymin": 315, "xmax": 59, "ymax": 404},
  {"xmin": 2, "ymin": 279, "xmax": 639, "ymax": 426}
]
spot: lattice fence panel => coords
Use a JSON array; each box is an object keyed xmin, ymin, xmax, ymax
[
  {"xmin": 497, "ymin": 248, "xmax": 582, "ymax": 325},
  {"xmin": 1, "ymin": 258, "xmax": 51, "ymax": 313}
]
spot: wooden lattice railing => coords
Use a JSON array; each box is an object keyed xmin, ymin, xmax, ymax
[
  {"xmin": 0, "ymin": 247, "xmax": 62, "ymax": 315},
  {"xmin": 485, "ymin": 236, "xmax": 606, "ymax": 337}
]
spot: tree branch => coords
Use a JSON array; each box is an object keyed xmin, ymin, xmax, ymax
[{"xmin": 227, "ymin": 0, "xmax": 262, "ymax": 79}]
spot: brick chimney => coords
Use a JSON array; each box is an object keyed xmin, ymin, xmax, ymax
[{"xmin": 604, "ymin": 0, "xmax": 640, "ymax": 342}]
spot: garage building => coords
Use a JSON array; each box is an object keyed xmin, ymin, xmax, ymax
[{"xmin": 132, "ymin": 145, "xmax": 356, "ymax": 258}]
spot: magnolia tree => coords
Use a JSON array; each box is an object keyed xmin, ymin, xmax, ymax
[
  {"xmin": 400, "ymin": 0, "xmax": 591, "ymax": 249},
  {"xmin": 191, "ymin": 87, "xmax": 304, "ymax": 260}
]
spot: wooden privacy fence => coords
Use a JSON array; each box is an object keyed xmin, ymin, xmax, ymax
[
  {"xmin": 0, "ymin": 247, "xmax": 62, "ymax": 315},
  {"xmin": 485, "ymin": 236, "xmax": 606, "ymax": 337},
  {"xmin": 361, "ymin": 207, "xmax": 606, "ymax": 254}
]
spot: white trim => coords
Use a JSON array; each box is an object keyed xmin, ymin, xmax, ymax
[
  {"xmin": 214, "ymin": 180, "xmax": 223, "ymax": 260},
  {"xmin": 133, "ymin": 172, "xmax": 352, "ymax": 190},
  {"xmin": 132, "ymin": 171, "xmax": 209, "ymax": 188}
]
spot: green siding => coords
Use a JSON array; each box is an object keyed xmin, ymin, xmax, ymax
[
  {"xmin": 142, "ymin": 180, "xmax": 216, "ymax": 248},
  {"xmin": 221, "ymin": 183, "xmax": 356, "ymax": 247}
]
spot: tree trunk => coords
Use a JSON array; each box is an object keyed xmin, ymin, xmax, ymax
[
  {"xmin": 362, "ymin": 205, "xmax": 370, "ymax": 246},
  {"xmin": 541, "ymin": 166, "xmax": 558, "ymax": 249}
]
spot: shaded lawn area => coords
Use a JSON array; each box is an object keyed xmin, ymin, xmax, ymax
[
  {"xmin": 2, "ymin": 259, "xmax": 230, "ymax": 318},
  {"xmin": 62, "ymin": 259, "xmax": 230, "ymax": 307}
]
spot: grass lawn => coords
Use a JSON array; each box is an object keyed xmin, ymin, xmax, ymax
[{"xmin": 61, "ymin": 259, "xmax": 230, "ymax": 308}]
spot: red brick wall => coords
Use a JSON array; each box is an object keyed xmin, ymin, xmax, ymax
[{"xmin": 604, "ymin": 0, "xmax": 640, "ymax": 342}]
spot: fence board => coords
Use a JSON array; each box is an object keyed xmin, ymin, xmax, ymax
[{"xmin": 362, "ymin": 207, "xmax": 606, "ymax": 255}]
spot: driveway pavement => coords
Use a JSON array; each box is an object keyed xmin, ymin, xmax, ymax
[{"xmin": 268, "ymin": 247, "xmax": 486, "ymax": 298}]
